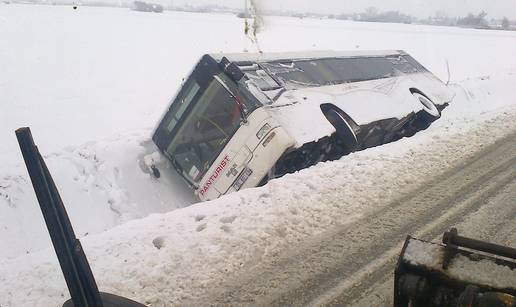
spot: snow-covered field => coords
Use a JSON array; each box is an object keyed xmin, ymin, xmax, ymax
[{"xmin": 1, "ymin": 4, "xmax": 516, "ymax": 306}]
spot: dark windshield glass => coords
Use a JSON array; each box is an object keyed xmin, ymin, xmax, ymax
[
  {"xmin": 164, "ymin": 81, "xmax": 201, "ymax": 133},
  {"xmin": 164, "ymin": 74, "xmax": 243, "ymax": 184}
]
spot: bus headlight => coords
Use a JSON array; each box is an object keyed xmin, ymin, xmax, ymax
[
  {"xmin": 232, "ymin": 167, "xmax": 253, "ymax": 191},
  {"xmin": 256, "ymin": 123, "xmax": 271, "ymax": 140}
]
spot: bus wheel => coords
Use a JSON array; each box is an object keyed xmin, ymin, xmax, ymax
[
  {"xmin": 321, "ymin": 106, "xmax": 358, "ymax": 151},
  {"xmin": 412, "ymin": 92, "xmax": 440, "ymax": 130},
  {"xmin": 257, "ymin": 175, "xmax": 269, "ymax": 187}
]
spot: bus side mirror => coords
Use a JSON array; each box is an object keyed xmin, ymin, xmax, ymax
[{"xmin": 220, "ymin": 57, "xmax": 244, "ymax": 82}]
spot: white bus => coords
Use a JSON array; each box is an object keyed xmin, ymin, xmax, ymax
[{"xmin": 152, "ymin": 50, "xmax": 454, "ymax": 201}]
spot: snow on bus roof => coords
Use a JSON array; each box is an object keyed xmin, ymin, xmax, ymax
[{"xmin": 208, "ymin": 50, "xmax": 405, "ymax": 63}]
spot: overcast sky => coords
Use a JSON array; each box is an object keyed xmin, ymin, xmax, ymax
[{"xmin": 175, "ymin": 0, "xmax": 516, "ymax": 19}]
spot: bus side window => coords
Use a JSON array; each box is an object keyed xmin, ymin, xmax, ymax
[
  {"xmin": 245, "ymin": 69, "xmax": 280, "ymax": 91},
  {"xmin": 261, "ymin": 62, "xmax": 318, "ymax": 88},
  {"xmin": 387, "ymin": 56, "xmax": 418, "ymax": 74},
  {"xmin": 322, "ymin": 58, "xmax": 366, "ymax": 83},
  {"xmin": 403, "ymin": 55, "xmax": 429, "ymax": 73}
]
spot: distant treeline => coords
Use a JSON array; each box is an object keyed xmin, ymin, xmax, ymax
[
  {"xmin": 337, "ymin": 7, "xmax": 414, "ymax": 24},
  {"xmin": 132, "ymin": 0, "xmax": 162, "ymax": 13},
  {"xmin": 326, "ymin": 7, "xmax": 514, "ymax": 31},
  {"xmin": 3, "ymin": 1, "xmax": 515, "ymax": 31}
]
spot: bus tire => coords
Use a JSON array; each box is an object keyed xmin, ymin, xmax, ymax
[
  {"xmin": 412, "ymin": 92, "xmax": 440, "ymax": 129},
  {"xmin": 322, "ymin": 106, "xmax": 358, "ymax": 151}
]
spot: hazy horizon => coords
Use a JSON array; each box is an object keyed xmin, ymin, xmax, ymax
[{"xmin": 168, "ymin": 0, "xmax": 516, "ymax": 19}]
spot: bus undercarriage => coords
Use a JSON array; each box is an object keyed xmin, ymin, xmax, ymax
[{"xmin": 268, "ymin": 104, "xmax": 447, "ymax": 182}]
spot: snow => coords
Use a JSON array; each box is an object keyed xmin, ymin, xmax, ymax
[
  {"xmin": 404, "ymin": 239, "xmax": 516, "ymax": 290},
  {"xmin": 0, "ymin": 130, "xmax": 196, "ymax": 259},
  {"xmin": 2, "ymin": 76, "xmax": 515, "ymax": 306},
  {"xmin": 1, "ymin": 4, "xmax": 516, "ymax": 306},
  {"xmin": 451, "ymin": 255, "xmax": 516, "ymax": 290},
  {"xmin": 404, "ymin": 239, "xmax": 444, "ymax": 268}
]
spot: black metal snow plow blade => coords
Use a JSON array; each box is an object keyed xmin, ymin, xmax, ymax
[
  {"xmin": 16, "ymin": 127, "xmax": 146, "ymax": 307},
  {"xmin": 394, "ymin": 228, "xmax": 516, "ymax": 307}
]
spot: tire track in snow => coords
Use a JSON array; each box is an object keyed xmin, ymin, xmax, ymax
[
  {"xmin": 197, "ymin": 131, "xmax": 516, "ymax": 307},
  {"xmin": 324, "ymin": 164, "xmax": 516, "ymax": 306},
  {"xmin": 347, "ymin": 180, "xmax": 516, "ymax": 307}
]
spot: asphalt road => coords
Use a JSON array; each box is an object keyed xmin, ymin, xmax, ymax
[{"xmin": 192, "ymin": 131, "xmax": 516, "ymax": 307}]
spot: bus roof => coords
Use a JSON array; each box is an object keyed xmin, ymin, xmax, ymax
[{"xmin": 208, "ymin": 50, "xmax": 405, "ymax": 64}]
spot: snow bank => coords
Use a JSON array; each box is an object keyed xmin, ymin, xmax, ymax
[
  {"xmin": 2, "ymin": 73, "xmax": 516, "ymax": 306},
  {"xmin": 0, "ymin": 131, "xmax": 195, "ymax": 259}
]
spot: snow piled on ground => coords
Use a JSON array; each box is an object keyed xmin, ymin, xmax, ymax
[
  {"xmin": 0, "ymin": 131, "xmax": 196, "ymax": 259},
  {"xmin": 1, "ymin": 4, "xmax": 516, "ymax": 306},
  {"xmin": 2, "ymin": 74, "xmax": 516, "ymax": 306}
]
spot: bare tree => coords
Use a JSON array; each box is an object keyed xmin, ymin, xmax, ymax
[
  {"xmin": 434, "ymin": 10, "xmax": 448, "ymax": 20},
  {"xmin": 243, "ymin": 0, "xmax": 264, "ymax": 51},
  {"xmin": 502, "ymin": 17, "xmax": 510, "ymax": 29},
  {"xmin": 457, "ymin": 11, "xmax": 488, "ymax": 28},
  {"xmin": 364, "ymin": 6, "xmax": 378, "ymax": 18}
]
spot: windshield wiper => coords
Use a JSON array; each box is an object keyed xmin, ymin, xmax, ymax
[{"xmin": 214, "ymin": 75, "xmax": 248, "ymax": 124}]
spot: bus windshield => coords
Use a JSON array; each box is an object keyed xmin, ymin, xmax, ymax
[{"xmin": 164, "ymin": 74, "xmax": 244, "ymax": 185}]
